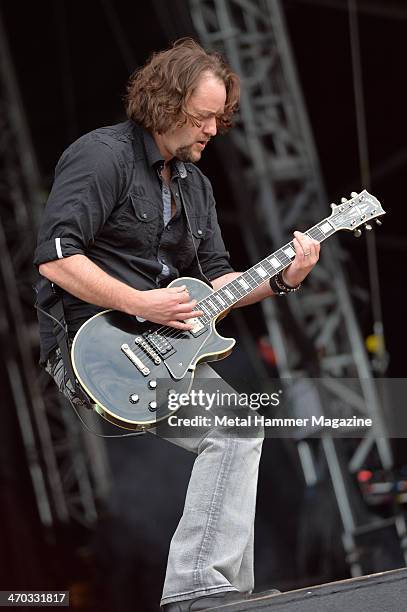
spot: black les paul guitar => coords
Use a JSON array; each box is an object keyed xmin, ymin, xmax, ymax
[{"xmin": 71, "ymin": 190, "xmax": 385, "ymax": 430}]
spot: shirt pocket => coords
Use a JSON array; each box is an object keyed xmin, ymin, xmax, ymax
[
  {"xmin": 110, "ymin": 193, "xmax": 160, "ymax": 254},
  {"xmin": 189, "ymin": 215, "xmax": 207, "ymax": 243},
  {"xmin": 129, "ymin": 194, "xmax": 159, "ymax": 225},
  {"xmin": 177, "ymin": 214, "xmax": 208, "ymax": 271}
]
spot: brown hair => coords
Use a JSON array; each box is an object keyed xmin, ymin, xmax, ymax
[{"xmin": 125, "ymin": 38, "xmax": 240, "ymax": 134}]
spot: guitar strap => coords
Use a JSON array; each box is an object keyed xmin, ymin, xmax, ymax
[
  {"xmin": 34, "ymin": 278, "xmax": 91, "ymax": 407},
  {"xmin": 176, "ymin": 177, "xmax": 212, "ymax": 288}
]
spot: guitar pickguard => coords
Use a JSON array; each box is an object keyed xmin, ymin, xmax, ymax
[{"xmin": 161, "ymin": 326, "xmax": 213, "ymax": 379}]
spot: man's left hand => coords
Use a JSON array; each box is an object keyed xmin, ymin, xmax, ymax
[{"xmin": 282, "ymin": 231, "xmax": 320, "ymax": 287}]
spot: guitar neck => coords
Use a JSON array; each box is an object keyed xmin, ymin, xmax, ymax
[{"xmin": 197, "ymin": 217, "xmax": 336, "ymax": 320}]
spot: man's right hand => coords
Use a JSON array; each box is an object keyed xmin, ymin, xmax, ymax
[
  {"xmin": 134, "ymin": 285, "xmax": 204, "ymax": 330},
  {"xmin": 38, "ymin": 256, "xmax": 203, "ymax": 330}
]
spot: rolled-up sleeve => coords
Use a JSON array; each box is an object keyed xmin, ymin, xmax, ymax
[{"xmin": 34, "ymin": 136, "xmax": 123, "ymax": 267}]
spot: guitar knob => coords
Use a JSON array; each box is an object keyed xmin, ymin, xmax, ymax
[
  {"xmin": 364, "ymin": 224, "xmax": 372, "ymax": 231},
  {"xmin": 375, "ymin": 219, "xmax": 382, "ymax": 226},
  {"xmin": 148, "ymin": 401, "xmax": 157, "ymax": 412},
  {"xmin": 353, "ymin": 229, "xmax": 362, "ymax": 238}
]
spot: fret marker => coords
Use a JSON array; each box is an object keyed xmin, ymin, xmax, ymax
[
  {"xmin": 238, "ymin": 278, "xmax": 250, "ymax": 290},
  {"xmin": 225, "ymin": 289, "xmax": 234, "ymax": 300},
  {"xmin": 283, "ymin": 246, "xmax": 295, "ymax": 258},
  {"xmin": 203, "ymin": 302, "xmax": 214, "ymax": 314},
  {"xmin": 270, "ymin": 257, "xmax": 280, "ymax": 268},
  {"xmin": 255, "ymin": 266, "xmax": 267, "ymax": 278},
  {"xmin": 215, "ymin": 294, "xmax": 226, "ymax": 306},
  {"xmin": 320, "ymin": 222, "xmax": 332, "ymax": 234}
]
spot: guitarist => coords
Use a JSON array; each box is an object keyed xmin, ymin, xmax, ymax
[{"xmin": 34, "ymin": 38, "xmax": 320, "ymax": 611}]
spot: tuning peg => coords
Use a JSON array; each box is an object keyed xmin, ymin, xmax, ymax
[
  {"xmin": 351, "ymin": 191, "xmax": 358, "ymax": 198},
  {"xmin": 364, "ymin": 224, "xmax": 372, "ymax": 231},
  {"xmin": 330, "ymin": 203, "xmax": 337, "ymax": 210},
  {"xmin": 353, "ymin": 229, "xmax": 362, "ymax": 237},
  {"xmin": 375, "ymin": 219, "xmax": 382, "ymax": 226}
]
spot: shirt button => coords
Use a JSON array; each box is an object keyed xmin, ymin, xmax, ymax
[
  {"xmin": 197, "ymin": 229, "xmax": 203, "ymax": 235},
  {"xmin": 166, "ymin": 225, "xmax": 171, "ymax": 231},
  {"xmin": 142, "ymin": 213, "xmax": 147, "ymax": 219},
  {"xmin": 175, "ymin": 192, "xmax": 179, "ymax": 198}
]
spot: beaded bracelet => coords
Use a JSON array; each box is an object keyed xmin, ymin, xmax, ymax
[{"xmin": 269, "ymin": 271, "xmax": 301, "ymax": 295}]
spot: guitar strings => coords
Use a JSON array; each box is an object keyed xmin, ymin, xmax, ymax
[
  {"xmin": 127, "ymin": 266, "xmax": 284, "ymax": 362},
  {"xmin": 138, "ymin": 229, "xmax": 326, "ymax": 349},
  {"xmin": 39, "ymin": 228, "xmax": 326, "ymax": 368},
  {"xmin": 127, "ymin": 271, "xmax": 255, "ymax": 358}
]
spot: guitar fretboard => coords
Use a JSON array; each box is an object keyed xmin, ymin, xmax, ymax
[{"xmin": 196, "ymin": 218, "xmax": 336, "ymax": 323}]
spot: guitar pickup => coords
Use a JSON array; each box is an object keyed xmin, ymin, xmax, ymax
[
  {"xmin": 146, "ymin": 332, "xmax": 174, "ymax": 357},
  {"xmin": 188, "ymin": 317, "xmax": 206, "ymax": 337}
]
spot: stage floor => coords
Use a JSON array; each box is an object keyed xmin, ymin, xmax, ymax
[{"xmin": 206, "ymin": 567, "xmax": 407, "ymax": 612}]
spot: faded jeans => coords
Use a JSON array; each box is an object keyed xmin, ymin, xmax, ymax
[{"xmin": 45, "ymin": 353, "xmax": 264, "ymax": 607}]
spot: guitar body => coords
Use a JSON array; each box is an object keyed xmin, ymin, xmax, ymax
[{"xmin": 71, "ymin": 277, "xmax": 235, "ymax": 430}]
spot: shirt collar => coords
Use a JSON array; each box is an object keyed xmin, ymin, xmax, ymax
[
  {"xmin": 139, "ymin": 125, "xmax": 187, "ymax": 180},
  {"xmin": 140, "ymin": 126, "xmax": 164, "ymax": 167},
  {"xmin": 173, "ymin": 160, "xmax": 187, "ymax": 179}
]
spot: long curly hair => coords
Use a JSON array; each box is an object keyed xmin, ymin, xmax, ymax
[{"xmin": 125, "ymin": 38, "xmax": 240, "ymax": 134}]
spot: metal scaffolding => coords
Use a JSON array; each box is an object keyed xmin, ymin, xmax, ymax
[
  {"xmin": 0, "ymin": 12, "xmax": 110, "ymax": 530},
  {"xmin": 188, "ymin": 0, "xmax": 403, "ymax": 574}
]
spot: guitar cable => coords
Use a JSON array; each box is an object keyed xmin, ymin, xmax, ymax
[
  {"xmin": 35, "ymin": 302, "xmax": 146, "ymax": 438},
  {"xmin": 65, "ymin": 393, "xmax": 146, "ymax": 439}
]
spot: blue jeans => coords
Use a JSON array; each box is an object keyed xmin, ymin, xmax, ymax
[
  {"xmin": 45, "ymin": 356, "xmax": 264, "ymax": 607},
  {"xmin": 154, "ymin": 364, "xmax": 264, "ymax": 607}
]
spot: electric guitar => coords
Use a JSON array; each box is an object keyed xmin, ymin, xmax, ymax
[{"xmin": 71, "ymin": 190, "xmax": 385, "ymax": 430}]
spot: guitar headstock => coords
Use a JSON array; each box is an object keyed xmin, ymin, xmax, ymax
[{"xmin": 328, "ymin": 190, "xmax": 385, "ymax": 236}]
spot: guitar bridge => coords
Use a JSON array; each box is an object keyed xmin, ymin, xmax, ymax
[
  {"xmin": 135, "ymin": 336, "xmax": 161, "ymax": 365},
  {"xmin": 121, "ymin": 343, "xmax": 150, "ymax": 376}
]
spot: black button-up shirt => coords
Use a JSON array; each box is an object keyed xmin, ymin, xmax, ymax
[{"xmin": 34, "ymin": 120, "xmax": 233, "ymax": 362}]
